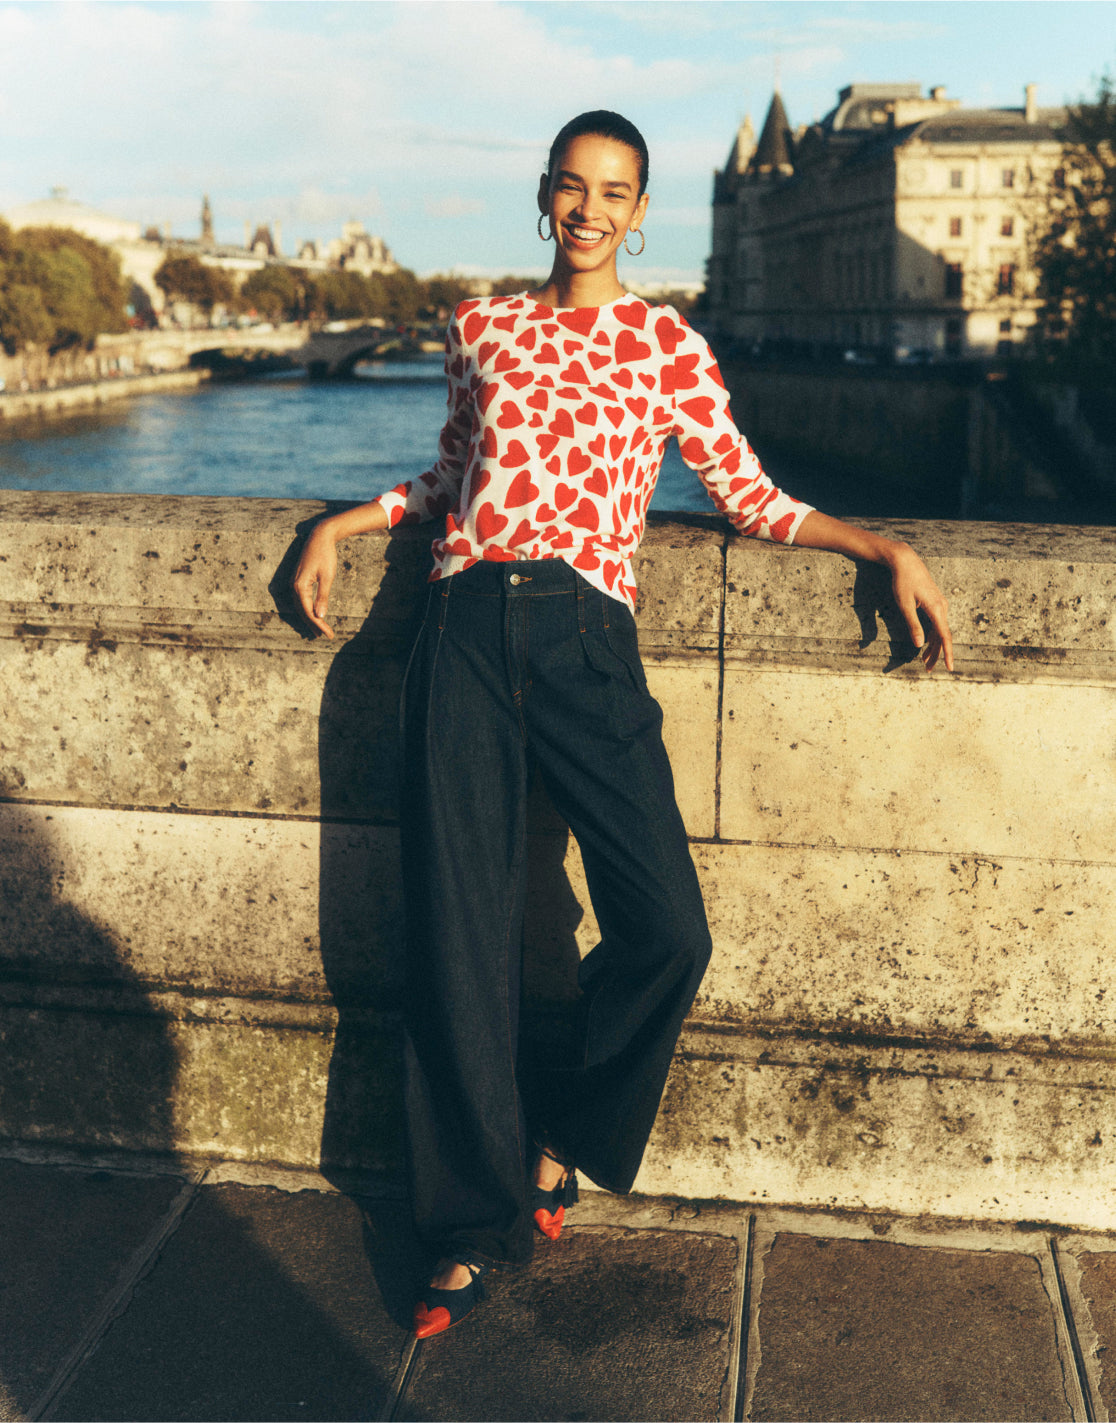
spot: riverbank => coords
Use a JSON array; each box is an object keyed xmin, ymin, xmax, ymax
[{"xmin": 0, "ymin": 368, "xmax": 211, "ymax": 423}]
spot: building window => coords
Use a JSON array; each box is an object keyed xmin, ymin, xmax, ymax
[
  {"xmin": 997, "ymin": 263, "xmax": 1016, "ymax": 296},
  {"xmin": 949, "ymin": 216, "xmax": 962, "ymax": 237},
  {"xmin": 945, "ymin": 262, "xmax": 964, "ymax": 298},
  {"xmin": 946, "ymin": 316, "xmax": 962, "ymax": 356},
  {"xmin": 1002, "ymin": 169, "xmax": 1015, "ymax": 188},
  {"xmin": 950, "ymin": 168, "xmax": 963, "ymax": 189},
  {"xmin": 999, "ymin": 318, "xmax": 1012, "ymax": 333},
  {"xmin": 1001, "ymin": 216, "xmax": 1015, "ymax": 237}
]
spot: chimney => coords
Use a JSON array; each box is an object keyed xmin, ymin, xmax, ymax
[
  {"xmin": 273, "ymin": 219, "xmax": 283, "ymax": 256},
  {"xmin": 1025, "ymin": 83, "xmax": 1038, "ymax": 123},
  {"xmin": 930, "ymin": 85, "xmax": 947, "ymax": 102}
]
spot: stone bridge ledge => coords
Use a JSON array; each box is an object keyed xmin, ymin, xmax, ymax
[{"xmin": 1, "ymin": 492, "xmax": 1114, "ymax": 1227}]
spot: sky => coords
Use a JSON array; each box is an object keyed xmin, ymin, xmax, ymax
[{"xmin": 1, "ymin": 0, "xmax": 1115, "ymax": 287}]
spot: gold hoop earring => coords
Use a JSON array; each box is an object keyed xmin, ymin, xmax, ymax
[
  {"xmin": 537, "ymin": 213, "xmax": 553, "ymax": 242},
  {"xmin": 623, "ymin": 228, "xmax": 645, "ymax": 257}
]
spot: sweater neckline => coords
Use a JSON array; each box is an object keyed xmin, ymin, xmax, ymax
[{"xmin": 521, "ymin": 292, "xmax": 640, "ymax": 316}]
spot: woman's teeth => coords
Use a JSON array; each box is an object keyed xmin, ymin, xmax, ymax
[{"xmin": 569, "ymin": 226, "xmax": 604, "ymax": 243}]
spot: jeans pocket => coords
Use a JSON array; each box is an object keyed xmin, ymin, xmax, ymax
[{"xmin": 603, "ymin": 614, "xmax": 649, "ymax": 696}]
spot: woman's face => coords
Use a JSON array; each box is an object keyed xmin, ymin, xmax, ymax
[{"xmin": 538, "ymin": 133, "xmax": 648, "ymax": 278}]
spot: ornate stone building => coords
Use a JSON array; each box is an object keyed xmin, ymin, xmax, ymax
[{"xmin": 707, "ymin": 83, "xmax": 1067, "ymax": 360}]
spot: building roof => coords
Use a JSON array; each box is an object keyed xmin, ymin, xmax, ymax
[
  {"xmin": 3, "ymin": 188, "xmax": 141, "ymax": 244},
  {"xmin": 750, "ymin": 92, "xmax": 794, "ymax": 174},
  {"xmin": 911, "ymin": 107, "xmax": 1067, "ymax": 145}
]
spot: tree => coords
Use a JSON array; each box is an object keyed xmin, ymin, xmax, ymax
[
  {"xmin": 0, "ymin": 221, "xmax": 129, "ymax": 353},
  {"xmin": 1032, "ymin": 72, "xmax": 1116, "ymax": 378},
  {"xmin": 155, "ymin": 253, "xmax": 235, "ymax": 313},
  {"xmin": 240, "ymin": 264, "xmax": 304, "ymax": 321}
]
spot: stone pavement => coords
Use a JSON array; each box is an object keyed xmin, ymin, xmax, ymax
[{"xmin": 3, "ymin": 1151, "xmax": 1115, "ymax": 1422}]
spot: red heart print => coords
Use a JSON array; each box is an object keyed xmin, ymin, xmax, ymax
[
  {"xmin": 638, "ymin": 373, "xmax": 656, "ymax": 389},
  {"xmin": 603, "ymin": 560, "xmax": 622, "ymax": 589},
  {"xmin": 515, "ymin": 327, "xmax": 537, "ymax": 350},
  {"xmin": 574, "ymin": 402, "xmax": 597, "ymax": 426},
  {"xmin": 585, "ymin": 468, "xmax": 608, "ymax": 497},
  {"xmin": 622, "ymin": 457, "xmax": 635, "ymax": 483},
  {"xmin": 655, "ymin": 315, "xmax": 681, "ymax": 354},
  {"xmin": 478, "ymin": 340, "xmax": 499, "ymax": 368},
  {"xmin": 554, "ymin": 483, "xmax": 577, "ymax": 510},
  {"xmin": 614, "ymin": 301, "xmax": 647, "ymax": 329},
  {"xmin": 680, "ymin": 436, "xmax": 708, "ymax": 463},
  {"xmin": 652, "ymin": 404, "xmax": 671, "ymax": 425},
  {"xmin": 536, "ymin": 433, "xmax": 560, "ymax": 458},
  {"xmin": 480, "ymin": 427, "xmax": 497, "ymax": 457},
  {"xmin": 609, "ymin": 434, "xmax": 626, "ymax": 460},
  {"xmin": 526, "ymin": 389, "xmax": 548, "ymax": 411},
  {"xmin": 497, "ymin": 401, "xmax": 524, "ymax": 428},
  {"xmin": 475, "ymin": 502, "xmax": 508, "ymax": 540},
  {"xmin": 494, "ymin": 349, "xmax": 519, "ymax": 373},
  {"xmin": 560, "ymin": 361, "xmax": 590, "ymax": 384},
  {"xmin": 483, "ymin": 547, "xmax": 517, "ymax": 562},
  {"xmin": 546, "ymin": 455, "xmax": 561, "ymax": 476},
  {"xmin": 542, "ymin": 323, "xmax": 559, "ymax": 336},
  {"xmin": 549, "ymin": 408, "xmax": 575, "ymax": 438},
  {"xmin": 556, "ymin": 386, "xmax": 578, "ymax": 400},
  {"xmin": 499, "ymin": 439, "xmax": 531, "ymax": 467},
  {"xmin": 625, "ymin": 396, "xmax": 648, "ymax": 419},
  {"xmin": 470, "ymin": 466, "xmax": 492, "ymax": 498},
  {"xmin": 537, "ymin": 374, "xmax": 554, "ymax": 388},
  {"xmin": 588, "ymin": 433, "xmax": 605, "ymax": 457},
  {"xmin": 506, "ymin": 370, "xmax": 532, "ymax": 389},
  {"xmin": 492, "ymin": 314, "xmax": 517, "ymax": 332},
  {"xmin": 563, "ymin": 339, "xmax": 583, "ymax": 354},
  {"xmin": 463, "ymin": 312, "xmax": 489, "ymax": 343},
  {"xmin": 537, "ymin": 343, "xmax": 560, "ymax": 364},
  {"xmin": 588, "ymin": 351, "xmax": 610, "ymax": 370},
  {"xmin": 704, "ymin": 363, "xmax": 726, "ymax": 389},
  {"xmin": 572, "ymin": 548, "xmax": 600, "ymax": 571},
  {"xmin": 450, "ymin": 355, "xmax": 464, "ymax": 379},
  {"xmin": 444, "ymin": 537, "xmax": 473, "ymax": 557},
  {"xmin": 508, "ymin": 518, "xmax": 536, "ymax": 547},
  {"xmin": 557, "ymin": 308, "xmax": 597, "ymax": 336},
  {"xmin": 671, "ymin": 353, "xmax": 700, "ymax": 390},
  {"xmin": 769, "ymin": 512, "xmax": 795, "ymax": 541},
  {"xmin": 619, "ymin": 491, "xmax": 632, "ymax": 520},
  {"xmin": 679, "ymin": 396, "xmax": 716, "ymax": 427},
  {"xmin": 506, "ymin": 468, "xmax": 539, "ymax": 506},
  {"xmin": 612, "ymin": 368, "xmax": 633, "ymax": 389},
  {"xmin": 536, "ymin": 503, "xmax": 558, "ymax": 522},
  {"xmin": 604, "ymin": 406, "xmax": 623, "ymax": 429},
  {"xmin": 568, "ymin": 447, "xmax": 591, "ymax": 477},
  {"xmin": 590, "ymin": 383, "xmax": 616, "ymax": 401},
  {"xmin": 477, "ymin": 382, "xmax": 499, "ymax": 414},
  {"xmin": 615, "ymin": 330, "xmax": 651, "ymax": 364},
  {"xmin": 568, "ymin": 498, "xmax": 600, "ymax": 531},
  {"xmin": 530, "ymin": 413, "xmax": 542, "ymax": 428},
  {"xmin": 594, "ymin": 330, "xmax": 611, "ymax": 345}
]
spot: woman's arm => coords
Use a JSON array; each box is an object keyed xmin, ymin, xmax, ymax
[
  {"xmin": 292, "ymin": 499, "xmax": 389, "ymax": 639},
  {"xmin": 793, "ymin": 509, "xmax": 954, "ymax": 672}
]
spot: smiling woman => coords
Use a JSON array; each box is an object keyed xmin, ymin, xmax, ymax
[{"xmin": 291, "ymin": 108, "xmax": 954, "ymax": 1343}]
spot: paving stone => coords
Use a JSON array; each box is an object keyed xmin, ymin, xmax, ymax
[
  {"xmin": 1073, "ymin": 1250, "xmax": 1116, "ymax": 1416},
  {"xmin": 748, "ymin": 1233, "xmax": 1072, "ymax": 1422},
  {"xmin": 399, "ymin": 1226, "xmax": 738, "ymax": 1422},
  {"xmin": 54, "ymin": 1184, "xmax": 419, "ymax": 1422},
  {"xmin": 0, "ymin": 1160, "xmax": 184, "ymax": 1423}
]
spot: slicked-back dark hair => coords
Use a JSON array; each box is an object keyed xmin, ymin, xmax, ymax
[{"xmin": 546, "ymin": 111, "xmax": 649, "ymax": 197}]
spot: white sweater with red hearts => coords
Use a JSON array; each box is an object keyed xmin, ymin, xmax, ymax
[{"xmin": 374, "ymin": 293, "xmax": 813, "ymax": 608}]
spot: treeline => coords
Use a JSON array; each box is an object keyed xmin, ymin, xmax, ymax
[
  {"xmin": 0, "ymin": 219, "xmax": 129, "ymax": 355},
  {"xmin": 156, "ymin": 254, "xmax": 537, "ymax": 327}
]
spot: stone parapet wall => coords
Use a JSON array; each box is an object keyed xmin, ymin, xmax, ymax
[{"xmin": 2, "ymin": 492, "xmax": 1115, "ymax": 1226}]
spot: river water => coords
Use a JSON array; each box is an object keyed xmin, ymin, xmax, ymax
[{"xmin": 0, "ymin": 357, "xmax": 724, "ymax": 513}]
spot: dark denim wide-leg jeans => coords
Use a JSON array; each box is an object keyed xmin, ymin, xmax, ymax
[{"xmin": 399, "ymin": 559, "xmax": 712, "ymax": 1267}]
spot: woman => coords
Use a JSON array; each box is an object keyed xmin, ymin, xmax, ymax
[{"xmin": 293, "ymin": 111, "xmax": 953, "ymax": 1338}]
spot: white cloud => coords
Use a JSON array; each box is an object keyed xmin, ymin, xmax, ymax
[{"xmin": 424, "ymin": 194, "xmax": 487, "ymax": 220}]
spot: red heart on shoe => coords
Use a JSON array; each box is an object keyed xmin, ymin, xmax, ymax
[{"xmin": 413, "ymin": 1303, "xmax": 453, "ymax": 1338}]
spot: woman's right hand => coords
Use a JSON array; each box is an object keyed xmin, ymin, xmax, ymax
[{"xmin": 292, "ymin": 524, "xmax": 340, "ymax": 639}]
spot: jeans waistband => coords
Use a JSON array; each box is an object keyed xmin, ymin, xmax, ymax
[{"xmin": 445, "ymin": 558, "xmax": 587, "ymax": 598}]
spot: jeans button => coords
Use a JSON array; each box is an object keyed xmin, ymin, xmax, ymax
[{"xmin": 509, "ymin": 573, "xmax": 522, "ymax": 586}]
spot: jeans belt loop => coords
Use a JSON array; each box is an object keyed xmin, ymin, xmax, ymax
[{"xmin": 576, "ymin": 578, "xmax": 586, "ymax": 635}]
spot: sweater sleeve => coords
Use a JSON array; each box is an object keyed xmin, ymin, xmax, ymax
[
  {"xmin": 373, "ymin": 308, "xmax": 473, "ymax": 528},
  {"xmin": 667, "ymin": 315, "xmax": 812, "ymax": 542}
]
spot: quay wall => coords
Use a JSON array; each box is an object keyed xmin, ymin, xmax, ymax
[{"xmin": 2, "ymin": 492, "xmax": 1116, "ymax": 1227}]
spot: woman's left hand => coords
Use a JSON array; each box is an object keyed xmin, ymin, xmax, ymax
[{"xmin": 881, "ymin": 539, "xmax": 953, "ymax": 672}]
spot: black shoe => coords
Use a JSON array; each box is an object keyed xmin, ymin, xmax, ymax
[
  {"xmin": 412, "ymin": 1256, "xmax": 492, "ymax": 1338},
  {"xmin": 532, "ymin": 1146, "xmax": 579, "ymax": 1240}
]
